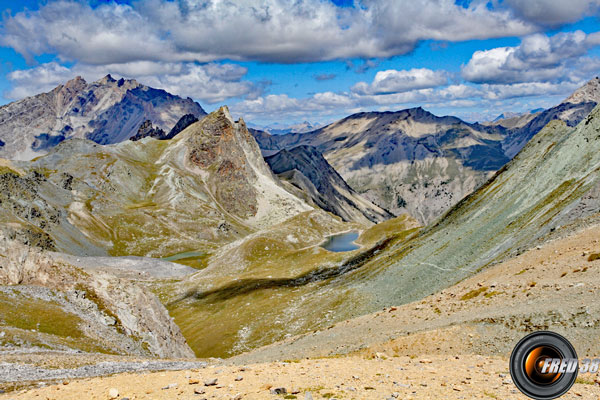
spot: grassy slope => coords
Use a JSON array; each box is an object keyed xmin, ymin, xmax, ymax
[
  {"xmin": 166, "ymin": 213, "xmax": 420, "ymax": 358},
  {"xmin": 169, "ymin": 106, "xmax": 600, "ymax": 358}
]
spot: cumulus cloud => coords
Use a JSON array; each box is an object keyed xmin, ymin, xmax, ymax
[
  {"xmin": 352, "ymin": 68, "xmax": 448, "ymax": 95},
  {"xmin": 500, "ymin": 0, "xmax": 600, "ymax": 27},
  {"xmin": 462, "ymin": 30, "xmax": 600, "ymax": 84},
  {"xmin": 231, "ymin": 77, "xmax": 591, "ymax": 122},
  {"xmin": 0, "ymin": 0, "xmax": 536, "ymax": 64},
  {"xmin": 5, "ymin": 61, "xmax": 260, "ymax": 103}
]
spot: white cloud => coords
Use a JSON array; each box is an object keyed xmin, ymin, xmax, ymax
[
  {"xmin": 352, "ymin": 68, "xmax": 448, "ymax": 95},
  {"xmin": 462, "ymin": 30, "xmax": 600, "ymax": 84},
  {"xmin": 5, "ymin": 61, "xmax": 259, "ymax": 104},
  {"xmin": 500, "ymin": 0, "xmax": 600, "ymax": 26},
  {"xmin": 1, "ymin": 0, "xmax": 536, "ymax": 64}
]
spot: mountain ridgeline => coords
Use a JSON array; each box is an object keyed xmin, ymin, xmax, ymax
[
  {"xmin": 0, "ymin": 75, "xmax": 206, "ymax": 160},
  {"xmin": 0, "ymin": 106, "xmax": 315, "ymax": 258},
  {"xmin": 175, "ymin": 101, "xmax": 600, "ymax": 357},
  {"xmin": 264, "ymin": 145, "xmax": 392, "ymax": 224},
  {"xmin": 252, "ymin": 77, "xmax": 600, "ymax": 224}
]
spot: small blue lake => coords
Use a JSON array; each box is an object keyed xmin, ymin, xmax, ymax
[{"xmin": 320, "ymin": 231, "xmax": 360, "ymax": 252}]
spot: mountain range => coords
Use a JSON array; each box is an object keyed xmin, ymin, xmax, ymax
[
  {"xmin": 173, "ymin": 100, "xmax": 600, "ymax": 357},
  {"xmin": 252, "ymin": 77, "xmax": 600, "ymax": 224},
  {"xmin": 0, "ymin": 75, "xmax": 206, "ymax": 161},
  {"xmin": 1, "ymin": 75, "xmax": 600, "ymax": 363}
]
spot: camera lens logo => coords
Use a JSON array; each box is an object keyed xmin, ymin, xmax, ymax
[{"xmin": 510, "ymin": 331, "xmax": 578, "ymax": 399}]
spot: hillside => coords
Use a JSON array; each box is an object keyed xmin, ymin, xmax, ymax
[
  {"xmin": 264, "ymin": 145, "xmax": 392, "ymax": 224},
  {"xmin": 252, "ymin": 78, "xmax": 600, "ymax": 224},
  {"xmin": 175, "ymin": 103, "xmax": 600, "ymax": 358},
  {"xmin": 0, "ymin": 106, "xmax": 313, "ymax": 259},
  {"xmin": 0, "ymin": 75, "xmax": 206, "ymax": 160}
]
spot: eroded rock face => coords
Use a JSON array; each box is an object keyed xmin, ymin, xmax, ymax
[
  {"xmin": 0, "ymin": 75, "xmax": 206, "ymax": 160},
  {"xmin": 185, "ymin": 108, "xmax": 264, "ymax": 219},
  {"xmin": 0, "ymin": 235, "xmax": 194, "ymax": 358},
  {"xmin": 265, "ymin": 145, "xmax": 392, "ymax": 224}
]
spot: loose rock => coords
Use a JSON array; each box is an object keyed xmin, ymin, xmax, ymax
[{"xmin": 204, "ymin": 378, "xmax": 218, "ymax": 386}]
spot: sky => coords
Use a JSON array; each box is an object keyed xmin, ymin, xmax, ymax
[{"xmin": 0, "ymin": 0, "xmax": 599, "ymax": 127}]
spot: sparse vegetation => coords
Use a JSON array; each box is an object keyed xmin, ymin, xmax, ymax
[
  {"xmin": 460, "ymin": 287, "xmax": 488, "ymax": 301},
  {"xmin": 588, "ymin": 252, "xmax": 600, "ymax": 262},
  {"xmin": 515, "ymin": 268, "xmax": 527, "ymax": 275},
  {"xmin": 576, "ymin": 376, "xmax": 596, "ymax": 385}
]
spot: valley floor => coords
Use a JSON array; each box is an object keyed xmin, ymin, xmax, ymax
[{"xmin": 3, "ymin": 222, "xmax": 600, "ymax": 399}]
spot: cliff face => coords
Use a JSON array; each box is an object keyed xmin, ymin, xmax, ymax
[{"xmin": 0, "ymin": 75, "xmax": 206, "ymax": 160}]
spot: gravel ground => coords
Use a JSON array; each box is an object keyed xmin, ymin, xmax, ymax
[
  {"xmin": 0, "ymin": 360, "xmax": 207, "ymax": 383},
  {"xmin": 2, "ymin": 354, "xmax": 600, "ymax": 400}
]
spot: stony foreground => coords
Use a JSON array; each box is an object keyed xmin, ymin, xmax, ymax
[{"xmin": 3, "ymin": 354, "xmax": 600, "ymax": 400}]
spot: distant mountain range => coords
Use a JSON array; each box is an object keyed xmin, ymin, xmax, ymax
[
  {"xmin": 248, "ymin": 121, "xmax": 323, "ymax": 135},
  {"xmin": 2, "ymin": 74, "xmax": 599, "ymax": 228},
  {"xmin": 252, "ymin": 77, "xmax": 600, "ymax": 224},
  {"xmin": 0, "ymin": 75, "xmax": 206, "ymax": 160}
]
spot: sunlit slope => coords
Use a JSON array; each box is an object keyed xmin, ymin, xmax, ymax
[
  {"xmin": 1, "ymin": 107, "xmax": 311, "ymax": 258},
  {"xmin": 167, "ymin": 214, "xmax": 420, "ymax": 358},
  {"xmin": 172, "ymin": 105, "xmax": 600, "ymax": 358},
  {"xmin": 356, "ymin": 104, "xmax": 600, "ymax": 308}
]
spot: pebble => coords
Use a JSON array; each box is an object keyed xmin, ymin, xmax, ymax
[
  {"xmin": 162, "ymin": 383, "xmax": 178, "ymax": 390},
  {"xmin": 194, "ymin": 388, "xmax": 206, "ymax": 395},
  {"xmin": 235, "ymin": 375, "xmax": 243, "ymax": 381},
  {"xmin": 270, "ymin": 387, "xmax": 287, "ymax": 394},
  {"xmin": 204, "ymin": 378, "xmax": 218, "ymax": 386},
  {"xmin": 232, "ymin": 394, "xmax": 242, "ymax": 400},
  {"xmin": 108, "ymin": 388, "xmax": 119, "ymax": 399},
  {"xmin": 189, "ymin": 378, "xmax": 200, "ymax": 385}
]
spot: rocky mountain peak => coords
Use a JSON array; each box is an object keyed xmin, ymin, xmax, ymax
[
  {"xmin": 98, "ymin": 74, "xmax": 116, "ymax": 84},
  {"xmin": 129, "ymin": 120, "xmax": 166, "ymax": 141},
  {"xmin": 0, "ymin": 76, "xmax": 206, "ymax": 160},
  {"xmin": 564, "ymin": 77, "xmax": 600, "ymax": 104},
  {"xmin": 63, "ymin": 75, "xmax": 87, "ymax": 89}
]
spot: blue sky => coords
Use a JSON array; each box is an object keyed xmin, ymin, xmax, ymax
[{"xmin": 0, "ymin": 0, "xmax": 599, "ymax": 127}]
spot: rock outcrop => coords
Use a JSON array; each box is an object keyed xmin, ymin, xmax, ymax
[
  {"xmin": 129, "ymin": 120, "xmax": 166, "ymax": 142},
  {"xmin": 0, "ymin": 235, "xmax": 194, "ymax": 358}
]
